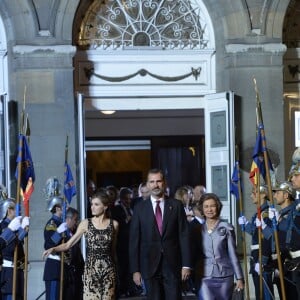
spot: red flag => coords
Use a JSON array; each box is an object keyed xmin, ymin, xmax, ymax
[{"xmin": 22, "ymin": 177, "xmax": 34, "ymax": 216}]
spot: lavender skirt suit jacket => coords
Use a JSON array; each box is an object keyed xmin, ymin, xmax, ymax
[{"xmin": 193, "ymin": 220, "xmax": 243, "ymax": 300}]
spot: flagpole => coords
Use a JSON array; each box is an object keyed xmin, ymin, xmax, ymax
[
  {"xmin": 235, "ymin": 148, "xmax": 250, "ymax": 300},
  {"xmin": 23, "ymin": 116, "xmax": 31, "ymax": 300},
  {"xmin": 13, "ymin": 85, "xmax": 29, "ymax": 300},
  {"xmin": 256, "ymin": 174, "xmax": 263, "ymax": 300},
  {"xmin": 59, "ymin": 135, "xmax": 69, "ymax": 300},
  {"xmin": 253, "ymin": 79, "xmax": 286, "ymax": 300},
  {"xmin": 12, "ymin": 133, "xmax": 23, "ymax": 300}
]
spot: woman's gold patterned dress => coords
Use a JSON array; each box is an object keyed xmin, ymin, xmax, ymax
[{"xmin": 83, "ymin": 218, "xmax": 116, "ymax": 300}]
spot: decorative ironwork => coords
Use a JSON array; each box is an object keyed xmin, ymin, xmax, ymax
[
  {"xmin": 78, "ymin": 0, "xmax": 210, "ymax": 50},
  {"xmin": 84, "ymin": 66, "xmax": 201, "ymax": 82}
]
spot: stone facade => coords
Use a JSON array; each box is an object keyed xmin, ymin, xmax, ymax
[{"xmin": 0, "ymin": 0, "xmax": 297, "ymax": 266}]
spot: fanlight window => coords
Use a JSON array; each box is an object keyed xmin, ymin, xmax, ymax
[{"xmin": 78, "ymin": 0, "xmax": 210, "ymax": 50}]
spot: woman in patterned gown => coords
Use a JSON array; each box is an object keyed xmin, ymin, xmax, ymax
[{"xmin": 43, "ymin": 190, "xmax": 119, "ymax": 300}]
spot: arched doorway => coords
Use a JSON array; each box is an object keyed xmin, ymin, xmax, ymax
[
  {"xmin": 73, "ymin": 0, "xmax": 236, "ymax": 222},
  {"xmin": 283, "ymin": 1, "xmax": 300, "ymax": 175}
]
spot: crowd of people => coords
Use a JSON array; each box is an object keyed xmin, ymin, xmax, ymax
[
  {"xmin": 1, "ymin": 164, "xmax": 300, "ymax": 299},
  {"xmin": 42, "ymin": 169, "xmax": 244, "ymax": 300}
]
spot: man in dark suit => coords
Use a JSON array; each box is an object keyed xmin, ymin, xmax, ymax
[{"xmin": 129, "ymin": 168, "xmax": 191, "ymax": 300}]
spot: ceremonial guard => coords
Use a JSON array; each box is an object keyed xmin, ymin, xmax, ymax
[
  {"xmin": 266, "ymin": 181, "xmax": 298, "ymax": 299},
  {"xmin": 43, "ymin": 177, "xmax": 65, "ymax": 300},
  {"xmin": 287, "ymin": 164, "xmax": 300, "ymax": 299},
  {"xmin": 0, "ymin": 192, "xmax": 29, "ymax": 300},
  {"xmin": 238, "ymin": 185, "xmax": 274, "ymax": 300}
]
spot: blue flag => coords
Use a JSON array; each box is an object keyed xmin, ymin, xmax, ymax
[
  {"xmin": 64, "ymin": 162, "xmax": 76, "ymax": 204},
  {"xmin": 249, "ymin": 125, "xmax": 273, "ymax": 185},
  {"xmin": 230, "ymin": 161, "xmax": 240, "ymax": 200},
  {"xmin": 15, "ymin": 134, "xmax": 35, "ymax": 191}
]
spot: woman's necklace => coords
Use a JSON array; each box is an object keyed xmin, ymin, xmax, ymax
[{"xmin": 206, "ymin": 220, "xmax": 219, "ymax": 234}]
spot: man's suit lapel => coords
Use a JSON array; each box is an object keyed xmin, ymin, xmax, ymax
[
  {"xmin": 162, "ymin": 199, "xmax": 173, "ymax": 235},
  {"xmin": 146, "ymin": 198, "xmax": 160, "ymax": 235}
]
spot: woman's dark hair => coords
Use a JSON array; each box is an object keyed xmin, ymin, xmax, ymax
[
  {"xmin": 91, "ymin": 190, "xmax": 110, "ymax": 206},
  {"xmin": 199, "ymin": 192, "xmax": 223, "ymax": 217},
  {"xmin": 91, "ymin": 190, "xmax": 111, "ymax": 217}
]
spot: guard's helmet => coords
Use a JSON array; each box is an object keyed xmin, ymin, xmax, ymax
[
  {"xmin": 0, "ymin": 198, "xmax": 16, "ymax": 220},
  {"xmin": 257, "ymin": 185, "xmax": 268, "ymax": 194},
  {"xmin": 47, "ymin": 196, "xmax": 63, "ymax": 212},
  {"xmin": 289, "ymin": 163, "xmax": 300, "ymax": 178},
  {"xmin": 272, "ymin": 181, "xmax": 295, "ymax": 197}
]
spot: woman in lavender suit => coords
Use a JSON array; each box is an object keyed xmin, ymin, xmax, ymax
[{"xmin": 192, "ymin": 193, "xmax": 244, "ymax": 300}]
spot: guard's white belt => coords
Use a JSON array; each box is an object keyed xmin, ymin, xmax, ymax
[
  {"xmin": 290, "ymin": 250, "xmax": 300, "ymax": 259},
  {"xmin": 251, "ymin": 244, "xmax": 259, "ymax": 250},
  {"xmin": 2, "ymin": 259, "xmax": 13, "ymax": 267},
  {"xmin": 48, "ymin": 254, "xmax": 61, "ymax": 261}
]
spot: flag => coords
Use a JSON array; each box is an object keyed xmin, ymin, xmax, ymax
[
  {"xmin": 64, "ymin": 162, "xmax": 76, "ymax": 204},
  {"xmin": 230, "ymin": 161, "xmax": 240, "ymax": 200},
  {"xmin": 15, "ymin": 134, "xmax": 35, "ymax": 191},
  {"xmin": 249, "ymin": 127, "xmax": 273, "ymax": 185}
]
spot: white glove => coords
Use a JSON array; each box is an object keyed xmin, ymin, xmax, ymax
[
  {"xmin": 255, "ymin": 217, "xmax": 267, "ymax": 229},
  {"xmin": 268, "ymin": 207, "xmax": 279, "ymax": 221},
  {"xmin": 8, "ymin": 216, "xmax": 22, "ymax": 231},
  {"xmin": 238, "ymin": 216, "xmax": 248, "ymax": 225},
  {"xmin": 56, "ymin": 222, "xmax": 67, "ymax": 234},
  {"xmin": 254, "ymin": 263, "xmax": 260, "ymax": 275},
  {"xmin": 21, "ymin": 216, "xmax": 30, "ymax": 229},
  {"xmin": 274, "ymin": 269, "xmax": 279, "ymax": 278}
]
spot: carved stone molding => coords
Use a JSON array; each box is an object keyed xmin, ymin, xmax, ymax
[{"xmin": 84, "ymin": 66, "xmax": 202, "ymax": 82}]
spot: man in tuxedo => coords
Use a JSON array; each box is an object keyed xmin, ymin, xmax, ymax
[{"xmin": 129, "ymin": 168, "xmax": 191, "ymax": 300}]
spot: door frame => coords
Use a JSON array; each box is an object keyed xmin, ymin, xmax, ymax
[{"xmin": 77, "ymin": 92, "xmax": 236, "ymax": 223}]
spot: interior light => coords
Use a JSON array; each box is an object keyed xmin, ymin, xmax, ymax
[{"xmin": 100, "ymin": 110, "xmax": 116, "ymax": 115}]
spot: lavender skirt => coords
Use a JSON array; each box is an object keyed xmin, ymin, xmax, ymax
[{"xmin": 198, "ymin": 276, "xmax": 234, "ymax": 300}]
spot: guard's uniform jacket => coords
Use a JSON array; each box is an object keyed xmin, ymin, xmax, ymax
[
  {"xmin": 261, "ymin": 203, "xmax": 298, "ymax": 300},
  {"xmin": 43, "ymin": 214, "xmax": 63, "ymax": 300},
  {"xmin": 0, "ymin": 218, "xmax": 27, "ymax": 299},
  {"xmin": 284, "ymin": 199, "xmax": 300, "ymax": 299},
  {"xmin": 244, "ymin": 202, "xmax": 274, "ymax": 300}
]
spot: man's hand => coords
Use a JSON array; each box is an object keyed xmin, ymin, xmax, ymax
[
  {"xmin": 133, "ymin": 272, "xmax": 142, "ymax": 286},
  {"xmin": 8, "ymin": 216, "xmax": 22, "ymax": 231},
  {"xmin": 56, "ymin": 222, "xmax": 67, "ymax": 234},
  {"xmin": 181, "ymin": 268, "xmax": 191, "ymax": 281}
]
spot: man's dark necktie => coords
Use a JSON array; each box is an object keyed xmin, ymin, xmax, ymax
[{"xmin": 155, "ymin": 201, "xmax": 163, "ymax": 235}]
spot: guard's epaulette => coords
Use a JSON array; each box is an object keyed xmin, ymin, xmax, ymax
[
  {"xmin": 45, "ymin": 220, "xmax": 57, "ymax": 231},
  {"xmin": 261, "ymin": 210, "xmax": 269, "ymax": 219},
  {"xmin": 281, "ymin": 213, "xmax": 289, "ymax": 220}
]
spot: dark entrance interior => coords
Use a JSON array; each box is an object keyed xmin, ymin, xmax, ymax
[{"xmin": 86, "ymin": 135, "xmax": 205, "ymax": 197}]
